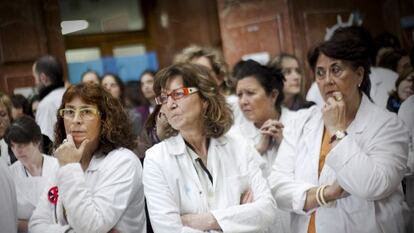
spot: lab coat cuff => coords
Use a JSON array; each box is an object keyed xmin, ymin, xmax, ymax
[
  {"xmin": 56, "ymin": 163, "xmax": 84, "ymax": 185},
  {"xmin": 326, "ymin": 136, "xmax": 356, "ymax": 171},
  {"xmin": 292, "ymin": 184, "xmax": 317, "ymax": 215}
]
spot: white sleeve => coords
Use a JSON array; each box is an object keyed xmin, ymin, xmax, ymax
[
  {"xmin": 210, "ymin": 144, "xmax": 277, "ymax": 232},
  {"xmin": 143, "ymin": 156, "xmax": 203, "ymax": 233},
  {"xmin": 35, "ymin": 103, "xmax": 57, "ymax": 142},
  {"xmin": 326, "ymin": 116, "xmax": 408, "ymax": 200},
  {"xmin": 268, "ymin": 121, "xmax": 316, "ymax": 215},
  {"xmin": 57, "ymin": 153, "xmax": 141, "ymax": 233}
]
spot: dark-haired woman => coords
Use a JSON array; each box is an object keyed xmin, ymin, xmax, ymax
[
  {"xmin": 143, "ymin": 63, "xmax": 276, "ymax": 233},
  {"xmin": 270, "ymin": 26, "xmax": 409, "ymax": 233},
  {"xmin": 5, "ymin": 116, "xmax": 59, "ymax": 233},
  {"xmin": 231, "ymin": 59, "xmax": 291, "ymax": 233},
  {"xmin": 29, "ymin": 83, "xmax": 146, "ymax": 233}
]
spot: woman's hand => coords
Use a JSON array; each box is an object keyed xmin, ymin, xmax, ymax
[
  {"xmin": 261, "ymin": 119, "xmax": 284, "ymax": 144},
  {"xmin": 322, "ymin": 91, "xmax": 347, "ymax": 135},
  {"xmin": 54, "ymin": 134, "xmax": 89, "ymax": 167},
  {"xmin": 181, "ymin": 213, "xmax": 221, "ymax": 231},
  {"xmin": 240, "ymin": 188, "xmax": 254, "ymax": 204},
  {"xmin": 324, "ymin": 180, "xmax": 349, "ymax": 202}
]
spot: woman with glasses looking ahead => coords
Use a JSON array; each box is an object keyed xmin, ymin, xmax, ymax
[
  {"xmin": 29, "ymin": 83, "xmax": 146, "ymax": 233},
  {"xmin": 269, "ymin": 26, "xmax": 409, "ymax": 233},
  {"xmin": 143, "ymin": 63, "xmax": 276, "ymax": 233}
]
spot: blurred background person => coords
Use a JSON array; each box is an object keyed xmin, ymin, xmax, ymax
[
  {"xmin": 268, "ymin": 53, "xmax": 315, "ymax": 110},
  {"xmin": 378, "ymin": 49, "xmax": 411, "ymax": 75},
  {"xmin": 101, "ymin": 73, "xmax": 142, "ymax": 137},
  {"xmin": 270, "ymin": 26, "xmax": 408, "ymax": 233},
  {"xmin": 28, "ymin": 95, "xmax": 40, "ymax": 119},
  {"xmin": 139, "ymin": 70, "xmax": 157, "ymax": 122},
  {"xmin": 174, "ymin": 45, "xmax": 247, "ymax": 125},
  {"xmin": 29, "ymin": 83, "xmax": 146, "ymax": 233},
  {"xmin": 143, "ymin": 63, "xmax": 276, "ymax": 232},
  {"xmin": 232, "ymin": 59, "xmax": 291, "ymax": 233},
  {"xmin": 80, "ymin": 70, "xmax": 100, "ymax": 85},
  {"xmin": 5, "ymin": 116, "xmax": 59, "ymax": 233},
  {"xmin": 386, "ymin": 67, "xmax": 414, "ymax": 113},
  {"xmin": 32, "ymin": 55, "xmax": 66, "ymax": 142},
  {"xmin": 0, "ymin": 92, "xmax": 15, "ymax": 166},
  {"xmin": 10, "ymin": 94, "xmax": 31, "ymax": 121}
]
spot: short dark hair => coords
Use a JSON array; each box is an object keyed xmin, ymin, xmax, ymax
[
  {"xmin": 378, "ymin": 49, "xmax": 409, "ymax": 72},
  {"xmin": 233, "ymin": 59, "xmax": 285, "ymax": 113},
  {"xmin": 5, "ymin": 115, "xmax": 42, "ymax": 145},
  {"xmin": 81, "ymin": 70, "xmax": 100, "ymax": 83},
  {"xmin": 308, "ymin": 26, "xmax": 372, "ymax": 99},
  {"xmin": 11, "ymin": 94, "xmax": 30, "ymax": 116},
  {"xmin": 374, "ymin": 32, "xmax": 401, "ymax": 60},
  {"xmin": 34, "ymin": 55, "xmax": 64, "ymax": 87}
]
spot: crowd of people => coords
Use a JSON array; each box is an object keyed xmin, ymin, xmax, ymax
[{"xmin": 0, "ymin": 25, "xmax": 413, "ymax": 233}]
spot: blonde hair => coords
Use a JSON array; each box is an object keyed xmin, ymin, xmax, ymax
[{"xmin": 174, "ymin": 45, "xmax": 234, "ymax": 95}]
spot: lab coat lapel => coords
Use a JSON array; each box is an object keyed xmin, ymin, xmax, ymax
[
  {"xmin": 166, "ymin": 135, "xmax": 204, "ymax": 194},
  {"xmin": 303, "ymin": 109, "xmax": 325, "ymax": 184}
]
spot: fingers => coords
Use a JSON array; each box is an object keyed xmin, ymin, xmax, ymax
[
  {"xmin": 66, "ymin": 134, "xmax": 75, "ymax": 145},
  {"xmin": 78, "ymin": 138, "xmax": 90, "ymax": 153},
  {"xmin": 240, "ymin": 189, "xmax": 254, "ymax": 204}
]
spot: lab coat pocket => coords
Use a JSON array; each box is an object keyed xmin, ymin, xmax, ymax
[{"xmin": 224, "ymin": 174, "xmax": 250, "ymax": 206}]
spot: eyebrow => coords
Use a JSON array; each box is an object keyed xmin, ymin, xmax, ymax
[{"xmin": 65, "ymin": 105, "xmax": 94, "ymax": 108}]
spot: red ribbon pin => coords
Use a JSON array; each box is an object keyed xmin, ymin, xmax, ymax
[{"xmin": 48, "ymin": 186, "xmax": 59, "ymax": 205}]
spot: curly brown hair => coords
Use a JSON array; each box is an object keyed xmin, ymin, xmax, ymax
[
  {"xmin": 154, "ymin": 63, "xmax": 233, "ymax": 138},
  {"xmin": 54, "ymin": 83, "xmax": 137, "ymax": 155}
]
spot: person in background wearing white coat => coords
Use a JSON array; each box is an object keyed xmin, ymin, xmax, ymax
[
  {"xmin": 269, "ymin": 26, "xmax": 409, "ymax": 233},
  {"xmin": 5, "ymin": 116, "xmax": 59, "ymax": 233},
  {"xmin": 33, "ymin": 55, "xmax": 66, "ymax": 143},
  {"xmin": 230, "ymin": 60, "xmax": 291, "ymax": 233},
  {"xmin": 143, "ymin": 63, "xmax": 276, "ymax": 233},
  {"xmin": 29, "ymin": 83, "xmax": 146, "ymax": 233}
]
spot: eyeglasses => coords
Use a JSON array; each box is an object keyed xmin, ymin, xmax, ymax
[
  {"xmin": 59, "ymin": 107, "xmax": 100, "ymax": 120},
  {"xmin": 155, "ymin": 87, "xmax": 199, "ymax": 105}
]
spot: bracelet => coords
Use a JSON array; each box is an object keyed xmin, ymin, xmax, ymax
[
  {"xmin": 319, "ymin": 185, "xmax": 328, "ymax": 205},
  {"xmin": 315, "ymin": 186, "xmax": 323, "ymax": 207}
]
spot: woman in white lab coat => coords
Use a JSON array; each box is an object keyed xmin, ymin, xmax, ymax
[
  {"xmin": 230, "ymin": 60, "xmax": 292, "ymax": 233},
  {"xmin": 29, "ymin": 83, "xmax": 146, "ymax": 233},
  {"xmin": 269, "ymin": 26, "xmax": 409, "ymax": 233},
  {"xmin": 5, "ymin": 116, "xmax": 59, "ymax": 233},
  {"xmin": 143, "ymin": 63, "xmax": 276, "ymax": 233}
]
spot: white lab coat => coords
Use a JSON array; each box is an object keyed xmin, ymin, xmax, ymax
[
  {"xmin": 398, "ymin": 95, "xmax": 414, "ymax": 172},
  {"xmin": 29, "ymin": 148, "xmax": 146, "ymax": 233},
  {"xmin": 9, "ymin": 155, "xmax": 59, "ymax": 222},
  {"xmin": 143, "ymin": 133, "xmax": 276, "ymax": 233},
  {"xmin": 269, "ymin": 94, "xmax": 409, "ymax": 233},
  {"xmin": 35, "ymin": 87, "xmax": 65, "ymax": 142},
  {"xmin": 229, "ymin": 107, "xmax": 293, "ymax": 233},
  {"xmin": 370, "ymin": 67, "xmax": 398, "ymax": 109},
  {"xmin": 0, "ymin": 138, "xmax": 11, "ymax": 166}
]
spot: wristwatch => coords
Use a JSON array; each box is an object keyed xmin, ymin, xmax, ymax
[{"xmin": 329, "ymin": 130, "xmax": 347, "ymax": 144}]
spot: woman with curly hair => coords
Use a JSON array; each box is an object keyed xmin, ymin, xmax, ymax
[
  {"xmin": 143, "ymin": 63, "xmax": 276, "ymax": 232},
  {"xmin": 29, "ymin": 83, "xmax": 146, "ymax": 233}
]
